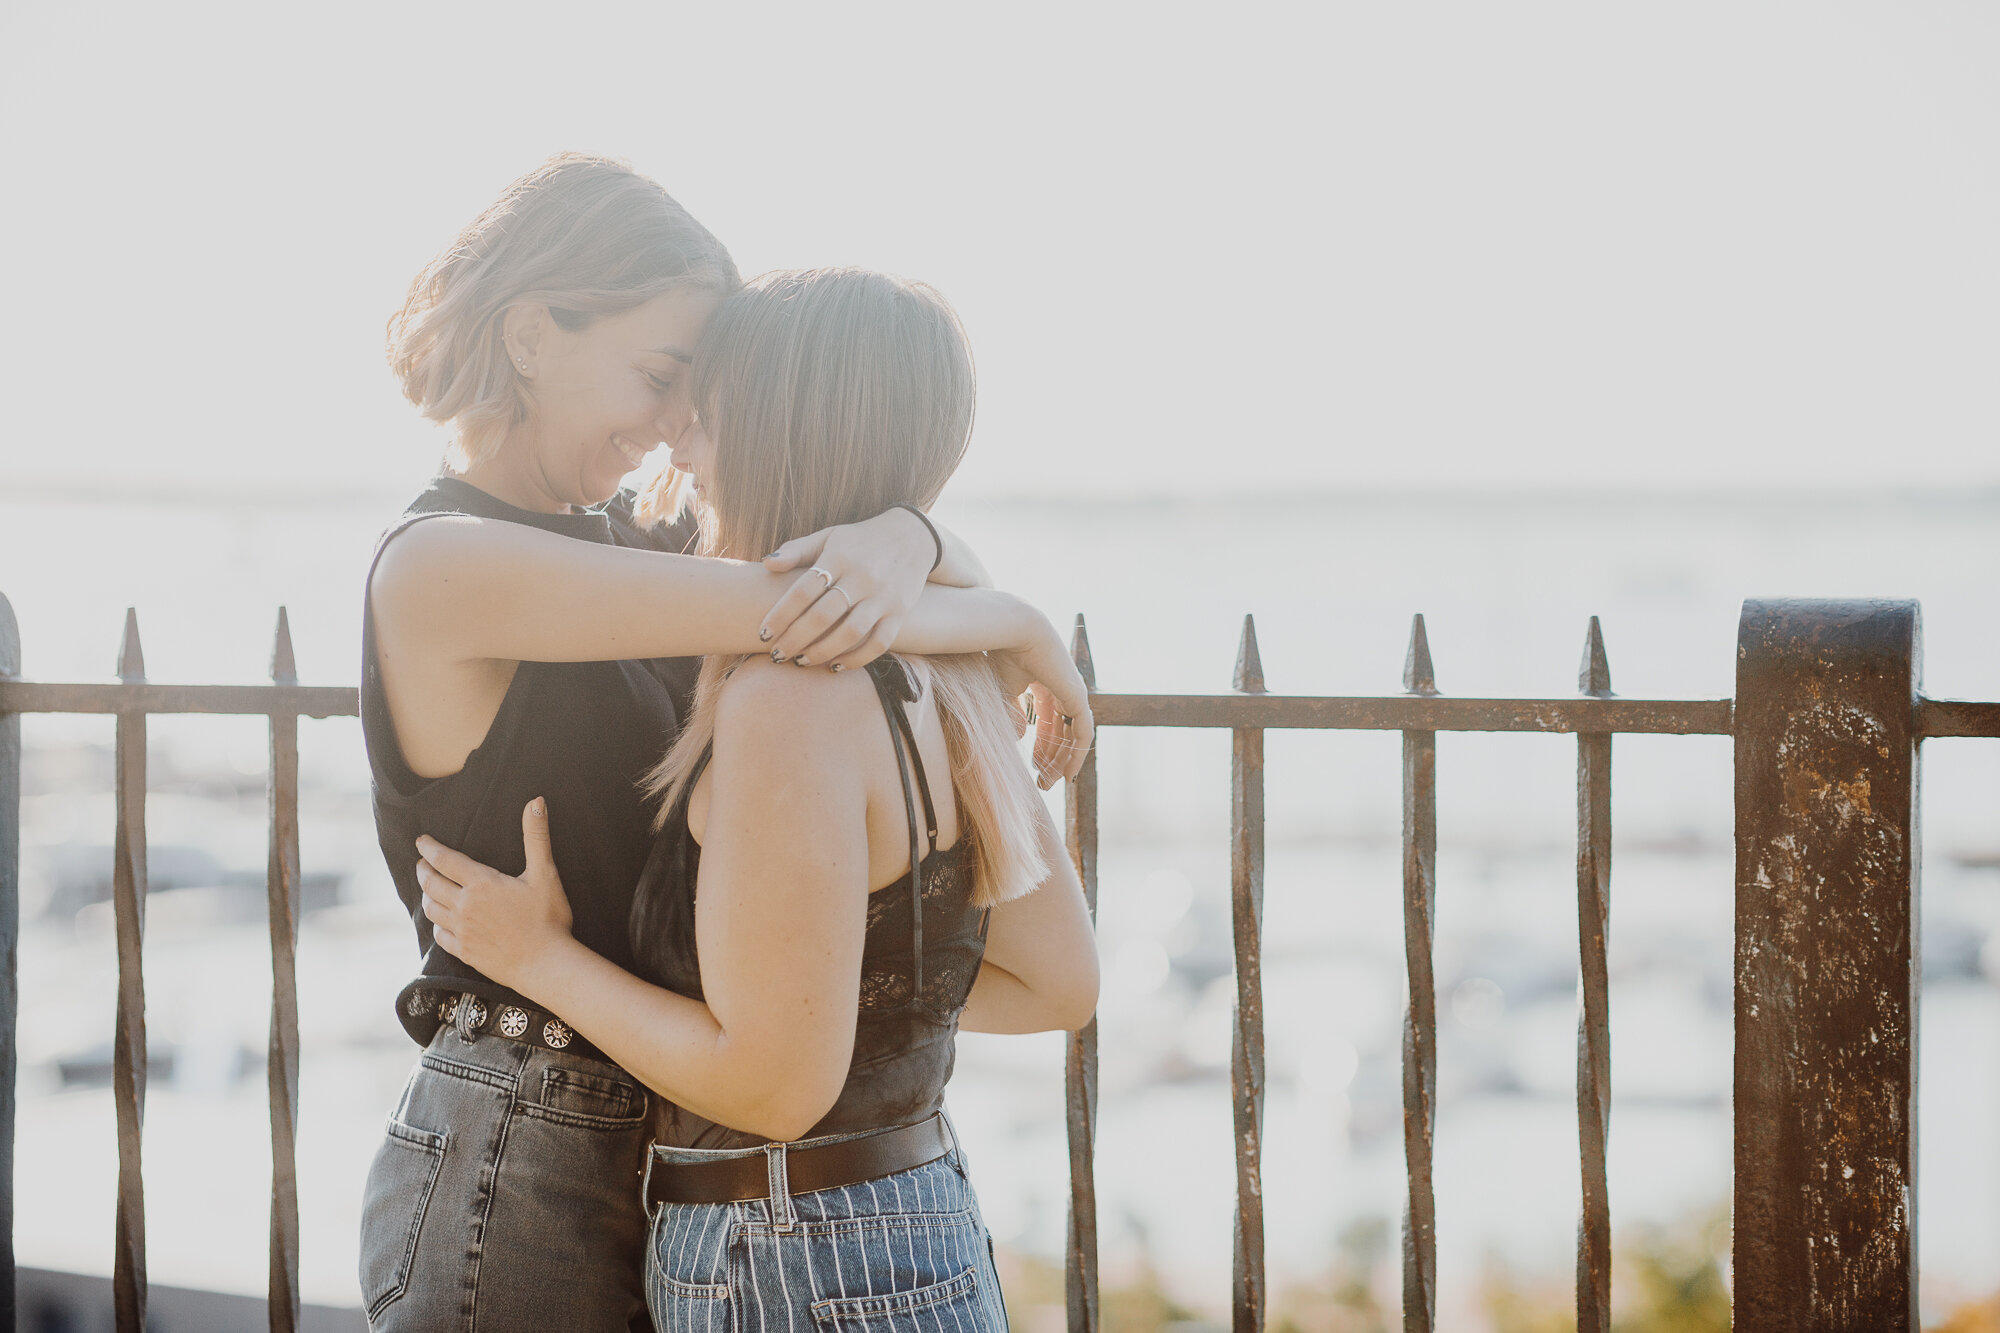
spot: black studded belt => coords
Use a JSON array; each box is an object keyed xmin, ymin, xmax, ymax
[{"xmin": 409, "ymin": 988, "xmax": 614, "ymax": 1067}]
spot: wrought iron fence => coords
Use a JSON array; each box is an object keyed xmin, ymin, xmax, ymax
[{"xmin": 1, "ymin": 593, "xmax": 1996, "ymax": 1333}]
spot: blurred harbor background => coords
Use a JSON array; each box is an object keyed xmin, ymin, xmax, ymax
[
  {"xmin": 5, "ymin": 485, "xmax": 1997, "ymax": 1329},
  {"xmin": 7, "ymin": 1, "xmax": 2000, "ymax": 1325}
]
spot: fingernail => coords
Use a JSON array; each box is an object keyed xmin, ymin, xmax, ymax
[
  {"xmin": 759, "ymin": 627, "xmax": 772, "ymax": 642},
  {"xmin": 794, "ymin": 655, "xmax": 809, "ymax": 667},
  {"xmin": 829, "ymin": 663, "xmax": 845, "ymax": 673},
  {"xmin": 763, "ymin": 550, "xmax": 783, "ymax": 560},
  {"xmin": 772, "ymin": 650, "xmax": 787, "ymax": 664},
  {"xmin": 529, "ymin": 797, "xmax": 546, "ymax": 817}
]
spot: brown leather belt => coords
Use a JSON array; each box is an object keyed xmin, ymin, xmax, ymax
[{"xmin": 643, "ymin": 1115, "xmax": 953, "ymax": 1211}]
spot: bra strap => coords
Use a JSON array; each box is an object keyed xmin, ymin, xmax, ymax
[
  {"xmin": 867, "ymin": 663, "xmax": 929, "ymax": 1007},
  {"xmin": 887, "ymin": 689, "xmax": 941, "ymax": 856}
]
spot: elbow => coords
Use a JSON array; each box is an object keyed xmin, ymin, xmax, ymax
[
  {"xmin": 732, "ymin": 1063, "xmax": 846, "ymax": 1143},
  {"xmin": 741, "ymin": 1092, "xmax": 838, "ymax": 1144},
  {"xmin": 1059, "ymin": 980, "xmax": 1100, "ymax": 1032},
  {"xmin": 1048, "ymin": 957, "xmax": 1101, "ymax": 1033}
]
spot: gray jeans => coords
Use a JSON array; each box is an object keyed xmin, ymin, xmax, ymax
[{"xmin": 359, "ymin": 1009, "xmax": 655, "ymax": 1332}]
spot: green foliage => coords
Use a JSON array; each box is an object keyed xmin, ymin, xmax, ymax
[
  {"xmin": 998, "ymin": 1206, "xmax": 1997, "ymax": 1333},
  {"xmin": 1482, "ymin": 1207, "xmax": 1730, "ymax": 1333}
]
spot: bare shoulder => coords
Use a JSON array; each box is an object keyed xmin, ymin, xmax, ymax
[
  {"xmin": 371, "ymin": 514, "xmax": 515, "ymax": 589},
  {"xmin": 370, "ymin": 515, "xmax": 573, "ymax": 625},
  {"xmin": 369, "ymin": 514, "xmax": 487, "ymax": 608},
  {"xmin": 712, "ymin": 658, "xmax": 887, "ymax": 755}
]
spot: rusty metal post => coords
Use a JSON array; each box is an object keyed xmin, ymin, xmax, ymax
[
  {"xmin": 0, "ymin": 594, "xmax": 19, "ymax": 1331},
  {"xmin": 111, "ymin": 610, "xmax": 149, "ymax": 1333},
  {"xmin": 1228, "ymin": 617, "xmax": 1267, "ymax": 1333},
  {"xmin": 1063, "ymin": 615, "xmax": 1100, "ymax": 1333},
  {"xmin": 266, "ymin": 611, "xmax": 302, "ymax": 1333},
  {"xmin": 1574, "ymin": 618, "xmax": 1612, "ymax": 1333},
  {"xmin": 1734, "ymin": 599, "xmax": 1920, "ymax": 1332},
  {"xmin": 1399, "ymin": 615, "xmax": 1438, "ymax": 1333}
]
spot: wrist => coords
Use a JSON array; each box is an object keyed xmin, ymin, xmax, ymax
[
  {"xmin": 887, "ymin": 503, "xmax": 944, "ymax": 574},
  {"xmin": 516, "ymin": 932, "xmax": 584, "ymax": 1005}
]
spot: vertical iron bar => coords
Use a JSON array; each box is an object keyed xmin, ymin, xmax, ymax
[
  {"xmin": 1574, "ymin": 618, "xmax": 1613, "ymax": 1333},
  {"xmin": 111, "ymin": 609, "xmax": 148, "ymax": 1333},
  {"xmin": 1229, "ymin": 617, "xmax": 1267, "ymax": 1333},
  {"xmin": 1063, "ymin": 615, "xmax": 1100, "ymax": 1333},
  {"xmin": 1733, "ymin": 599, "xmax": 1920, "ymax": 1332},
  {"xmin": 0, "ymin": 594, "xmax": 19, "ymax": 1330},
  {"xmin": 266, "ymin": 611, "xmax": 302, "ymax": 1333},
  {"xmin": 1400, "ymin": 615, "xmax": 1438, "ymax": 1333}
]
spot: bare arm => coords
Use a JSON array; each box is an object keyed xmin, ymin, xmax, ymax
[
  {"xmin": 373, "ymin": 513, "xmax": 1094, "ymax": 782},
  {"xmin": 957, "ymin": 798, "xmax": 1100, "ymax": 1034},
  {"xmin": 378, "ymin": 512, "xmax": 1014, "ymax": 665}
]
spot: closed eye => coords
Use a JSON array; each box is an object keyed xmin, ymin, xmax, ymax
[{"xmin": 642, "ymin": 370, "xmax": 675, "ymax": 393}]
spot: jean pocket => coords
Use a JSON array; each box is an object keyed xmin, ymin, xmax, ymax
[
  {"xmin": 358, "ymin": 1117, "xmax": 447, "ymax": 1320},
  {"xmin": 812, "ymin": 1267, "xmax": 985, "ymax": 1331},
  {"xmin": 527, "ymin": 1064, "xmax": 646, "ymax": 1127}
]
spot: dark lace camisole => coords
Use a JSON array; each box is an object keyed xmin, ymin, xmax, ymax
[
  {"xmin": 362, "ymin": 478, "xmax": 701, "ymax": 1045},
  {"xmin": 635, "ymin": 658, "xmax": 989, "ymax": 1149}
]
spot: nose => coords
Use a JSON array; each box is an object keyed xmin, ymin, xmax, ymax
[{"xmin": 653, "ymin": 390, "xmax": 696, "ymax": 447}]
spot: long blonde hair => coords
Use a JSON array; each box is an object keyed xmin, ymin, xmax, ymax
[
  {"xmin": 641, "ymin": 268, "xmax": 1047, "ymax": 911},
  {"xmin": 388, "ymin": 153, "xmax": 738, "ymax": 472}
]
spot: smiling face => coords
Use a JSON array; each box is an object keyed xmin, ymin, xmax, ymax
[{"xmin": 474, "ymin": 286, "xmax": 722, "ymax": 513}]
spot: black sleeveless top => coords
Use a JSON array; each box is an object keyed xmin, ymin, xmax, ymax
[
  {"xmin": 637, "ymin": 659, "xmax": 989, "ymax": 1149},
  {"xmin": 362, "ymin": 477, "xmax": 701, "ymax": 1045}
]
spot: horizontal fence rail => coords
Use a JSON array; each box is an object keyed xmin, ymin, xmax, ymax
[{"xmin": 0, "ymin": 594, "xmax": 1988, "ymax": 1333}]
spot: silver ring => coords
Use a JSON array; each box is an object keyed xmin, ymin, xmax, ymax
[
  {"xmin": 825, "ymin": 584, "xmax": 853, "ymax": 612},
  {"xmin": 809, "ymin": 565, "xmax": 834, "ymax": 590}
]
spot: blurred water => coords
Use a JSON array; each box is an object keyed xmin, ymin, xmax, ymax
[{"xmin": 4, "ymin": 488, "xmax": 1997, "ymax": 1323}]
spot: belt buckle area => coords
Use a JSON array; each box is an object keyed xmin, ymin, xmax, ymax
[{"xmin": 764, "ymin": 1141, "xmax": 798, "ymax": 1233}]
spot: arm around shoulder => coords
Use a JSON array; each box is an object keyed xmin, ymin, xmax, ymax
[{"xmin": 369, "ymin": 514, "xmax": 778, "ymax": 666}]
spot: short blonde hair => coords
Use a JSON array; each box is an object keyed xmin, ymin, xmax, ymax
[{"xmin": 388, "ymin": 154, "xmax": 738, "ymax": 471}]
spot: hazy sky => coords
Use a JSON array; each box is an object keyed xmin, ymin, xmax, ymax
[{"xmin": 3, "ymin": 2, "xmax": 1996, "ymax": 499}]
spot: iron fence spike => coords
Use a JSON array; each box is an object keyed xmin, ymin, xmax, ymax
[
  {"xmin": 1070, "ymin": 614, "xmax": 1096, "ymax": 690},
  {"xmin": 1403, "ymin": 614, "xmax": 1437, "ymax": 696},
  {"xmin": 116, "ymin": 608, "xmax": 145, "ymax": 682},
  {"xmin": 1579, "ymin": 616, "xmax": 1611, "ymax": 697},
  {"xmin": 271, "ymin": 608, "xmax": 298, "ymax": 685},
  {"xmin": 1233, "ymin": 614, "xmax": 1266, "ymax": 695}
]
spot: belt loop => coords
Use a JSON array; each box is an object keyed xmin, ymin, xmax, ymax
[
  {"xmin": 453, "ymin": 992, "xmax": 479, "ymax": 1042},
  {"xmin": 764, "ymin": 1141, "xmax": 797, "ymax": 1233},
  {"xmin": 937, "ymin": 1110, "xmax": 957, "ymax": 1158},
  {"xmin": 641, "ymin": 1145, "xmax": 661, "ymax": 1223}
]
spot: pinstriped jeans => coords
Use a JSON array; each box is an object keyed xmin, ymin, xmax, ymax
[{"xmin": 643, "ymin": 1131, "xmax": 1008, "ymax": 1333}]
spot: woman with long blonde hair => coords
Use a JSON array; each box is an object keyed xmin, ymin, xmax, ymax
[
  {"xmin": 363, "ymin": 157, "xmax": 1090, "ymax": 1333},
  {"xmin": 415, "ymin": 268, "xmax": 1099, "ymax": 1331}
]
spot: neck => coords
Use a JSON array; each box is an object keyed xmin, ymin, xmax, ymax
[{"xmin": 455, "ymin": 431, "xmax": 572, "ymax": 514}]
